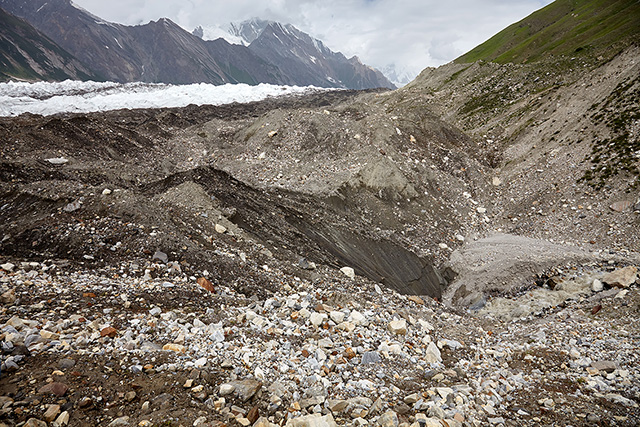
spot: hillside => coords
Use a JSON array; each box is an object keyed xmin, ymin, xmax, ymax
[
  {"xmin": 456, "ymin": 0, "xmax": 640, "ymax": 64},
  {"xmin": 0, "ymin": 7, "xmax": 98, "ymax": 82}
]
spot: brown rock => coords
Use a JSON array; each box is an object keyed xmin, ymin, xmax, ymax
[
  {"xmin": 38, "ymin": 382, "xmax": 68, "ymax": 397},
  {"xmin": 247, "ymin": 405, "xmax": 260, "ymax": 424},
  {"xmin": 1, "ymin": 288, "xmax": 16, "ymax": 305},
  {"xmin": 592, "ymin": 304, "xmax": 602, "ymax": 315},
  {"xmin": 197, "ymin": 277, "xmax": 215, "ymax": 293},
  {"xmin": 408, "ymin": 295, "xmax": 424, "ymax": 305},
  {"xmin": 591, "ymin": 360, "xmax": 617, "ymax": 373},
  {"xmin": 100, "ymin": 327, "xmax": 118, "ymax": 338},
  {"xmin": 345, "ymin": 347, "xmax": 356, "ymax": 359},
  {"xmin": 43, "ymin": 404, "xmax": 61, "ymax": 422},
  {"xmin": 24, "ymin": 419, "xmax": 47, "ymax": 427},
  {"xmin": 602, "ymin": 266, "xmax": 637, "ymax": 288},
  {"xmin": 162, "ymin": 343, "xmax": 186, "ymax": 352},
  {"xmin": 610, "ymin": 201, "xmax": 632, "ymax": 212}
]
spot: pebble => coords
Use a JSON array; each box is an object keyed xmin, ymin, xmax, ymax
[{"xmin": 340, "ymin": 267, "xmax": 355, "ymax": 279}]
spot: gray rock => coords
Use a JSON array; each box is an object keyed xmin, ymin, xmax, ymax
[
  {"xmin": 591, "ymin": 360, "xmax": 617, "ymax": 373},
  {"xmin": 45, "ymin": 157, "xmax": 69, "ymax": 165},
  {"xmin": 361, "ymin": 351, "xmax": 382, "ymax": 365},
  {"xmin": 153, "ymin": 251, "xmax": 168, "ymax": 263},
  {"xmin": 63, "ymin": 201, "xmax": 82, "ymax": 213},
  {"xmin": 286, "ymin": 413, "xmax": 337, "ymax": 427},
  {"xmin": 230, "ymin": 379, "xmax": 263, "ymax": 402},
  {"xmin": 58, "ymin": 358, "xmax": 76, "ymax": 370}
]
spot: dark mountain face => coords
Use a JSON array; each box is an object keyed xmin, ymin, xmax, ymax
[
  {"xmin": 0, "ymin": 7, "xmax": 99, "ymax": 82},
  {"xmin": 0, "ymin": 0, "xmax": 393, "ymax": 89},
  {"xmin": 247, "ymin": 22, "xmax": 396, "ymax": 89}
]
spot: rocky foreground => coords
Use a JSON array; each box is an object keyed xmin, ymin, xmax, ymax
[{"xmin": 1, "ymin": 254, "xmax": 639, "ymax": 427}]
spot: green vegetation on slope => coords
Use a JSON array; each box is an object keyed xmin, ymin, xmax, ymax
[{"xmin": 456, "ymin": 0, "xmax": 640, "ymax": 64}]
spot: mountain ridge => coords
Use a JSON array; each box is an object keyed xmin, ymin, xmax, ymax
[{"xmin": 0, "ymin": 0, "xmax": 394, "ymax": 89}]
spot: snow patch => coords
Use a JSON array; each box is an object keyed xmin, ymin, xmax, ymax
[{"xmin": 0, "ymin": 81, "xmax": 328, "ymax": 117}]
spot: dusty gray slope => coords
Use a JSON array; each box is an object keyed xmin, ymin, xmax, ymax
[{"xmin": 0, "ymin": 7, "xmax": 98, "ymax": 82}]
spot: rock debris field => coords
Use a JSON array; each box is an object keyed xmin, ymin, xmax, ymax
[
  {"xmin": 1, "ymin": 255, "xmax": 639, "ymax": 427},
  {"xmin": 0, "ymin": 82, "xmax": 638, "ymax": 427}
]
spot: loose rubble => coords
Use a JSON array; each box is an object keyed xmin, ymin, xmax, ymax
[{"xmin": 1, "ymin": 258, "xmax": 638, "ymax": 426}]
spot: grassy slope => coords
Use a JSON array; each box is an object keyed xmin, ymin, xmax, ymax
[{"xmin": 456, "ymin": 0, "xmax": 640, "ymax": 64}]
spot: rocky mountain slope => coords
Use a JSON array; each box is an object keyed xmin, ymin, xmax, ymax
[
  {"xmin": 0, "ymin": 7, "xmax": 98, "ymax": 82},
  {"xmin": 0, "ymin": 0, "xmax": 394, "ymax": 89},
  {"xmin": 210, "ymin": 19, "xmax": 395, "ymax": 90},
  {"xmin": 0, "ymin": 0, "xmax": 639, "ymax": 426}
]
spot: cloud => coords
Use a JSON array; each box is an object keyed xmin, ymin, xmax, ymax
[{"xmin": 73, "ymin": 0, "xmax": 554, "ymax": 79}]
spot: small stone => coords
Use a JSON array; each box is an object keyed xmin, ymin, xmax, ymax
[
  {"xmin": 125, "ymin": 391, "xmax": 137, "ymax": 402},
  {"xmin": 345, "ymin": 347, "xmax": 357, "ymax": 359},
  {"xmin": 361, "ymin": 351, "xmax": 382, "ymax": 365},
  {"xmin": 1, "ymin": 262, "xmax": 15, "ymax": 272},
  {"xmin": 53, "ymin": 411, "xmax": 70, "ymax": 426},
  {"xmin": 162, "ymin": 343, "xmax": 186, "ymax": 352},
  {"xmin": 195, "ymin": 276, "xmax": 215, "ymax": 292},
  {"xmin": 247, "ymin": 405, "xmax": 260, "ymax": 424},
  {"xmin": 388, "ymin": 319, "xmax": 407, "ymax": 335},
  {"xmin": 286, "ymin": 413, "xmax": 337, "ymax": 427},
  {"xmin": 340, "ymin": 267, "xmax": 355, "ymax": 279},
  {"xmin": 108, "ymin": 416, "xmax": 130, "ymax": 426},
  {"xmin": 425, "ymin": 342, "xmax": 442, "ymax": 363},
  {"xmin": 407, "ymin": 295, "xmax": 424, "ymax": 305},
  {"xmin": 215, "ymin": 224, "xmax": 227, "ymax": 234},
  {"xmin": 1, "ymin": 288, "xmax": 16, "ymax": 305},
  {"xmin": 477, "ymin": 207, "xmax": 487, "ymax": 214},
  {"xmin": 193, "ymin": 417, "xmax": 208, "ymax": 427},
  {"xmin": 100, "ymin": 326, "xmax": 118, "ymax": 338},
  {"xmin": 591, "ymin": 279, "xmax": 603, "ymax": 292},
  {"xmin": 46, "ymin": 157, "xmax": 69, "ymax": 165},
  {"xmin": 310, "ymin": 312, "xmax": 327, "ymax": 327},
  {"xmin": 591, "ymin": 360, "xmax": 617, "ymax": 373},
  {"xmin": 376, "ymin": 411, "xmax": 398, "ymax": 427},
  {"xmin": 38, "ymin": 382, "xmax": 68, "ymax": 397},
  {"xmin": 24, "ymin": 419, "xmax": 47, "ymax": 427},
  {"xmin": 492, "ymin": 177, "xmax": 502, "ymax": 186},
  {"xmin": 328, "ymin": 399, "xmax": 349, "ymax": 413},
  {"xmin": 44, "ymin": 404, "xmax": 61, "ymax": 422},
  {"xmin": 404, "ymin": 393, "xmax": 419, "ymax": 404},
  {"xmin": 602, "ymin": 266, "xmax": 637, "ymax": 288},
  {"xmin": 230, "ymin": 379, "xmax": 262, "ymax": 402},
  {"xmin": 610, "ymin": 201, "xmax": 632, "ymax": 212},
  {"xmin": 329, "ymin": 311, "xmax": 345, "ymax": 323},
  {"xmin": 428, "ymin": 406, "xmax": 445, "ymax": 419},
  {"xmin": 152, "ymin": 251, "xmax": 168, "ymax": 263},
  {"xmin": 102, "ymin": 188, "xmax": 112, "ymax": 195}
]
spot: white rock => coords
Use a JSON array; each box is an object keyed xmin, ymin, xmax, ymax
[
  {"xmin": 310, "ymin": 312, "xmax": 327, "ymax": 327},
  {"xmin": 46, "ymin": 157, "xmax": 68, "ymax": 165},
  {"xmin": 329, "ymin": 311, "xmax": 345, "ymax": 324},
  {"xmin": 102, "ymin": 188, "xmax": 112, "ymax": 195},
  {"xmin": 219, "ymin": 384, "xmax": 235, "ymax": 396},
  {"xmin": 591, "ymin": 279, "xmax": 603, "ymax": 292},
  {"xmin": 425, "ymin": 341, "xmax": 442, "ymax": 363},
  {"xmin": 286, "ymin": 413, "xmax": 337, "ymax": 427},
  {"xmin": 194, "ymin": 357, "xmax": 208, "ymax": 368},
  {"xmin": 215, "ymin": 224, "xmax": 227, "ymax": 234},
  {"xmin": 1, "ymin": 263, "xmax": 15, "ymax": 272},
  {"xmin": 348, "ymin": 311, "xmax": 367, "ymax": 326},
  {"xmin": 388, "ymin": 319, "xmax": 407, "ymax": 335},
  {"xmin": 477, "ymin": 207, "xmax": 487, "ymax": 214},
  {"xmin": 340, "ymin": 267, "xmax": 355, "ymax": 279}
]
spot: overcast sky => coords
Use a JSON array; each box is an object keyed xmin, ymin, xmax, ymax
[{"xmin": 73, "ymin": 0, "xmax": 553, "ymax": 79}]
